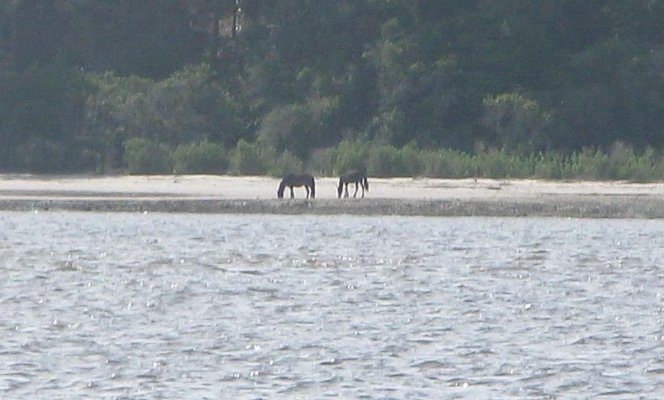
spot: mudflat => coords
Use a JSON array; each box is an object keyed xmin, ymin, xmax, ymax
[{"xmin": 1, "ymin": 174, "xmax": 663, "ymax": 218}]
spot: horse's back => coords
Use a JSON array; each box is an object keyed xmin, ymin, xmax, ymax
[
  {"xmin": 282, "ymin": 173, "xmax": 315, "ymax": 188},
  {"xmin": 341, "ymin": 170, "xmax": 367, "ymax": 183}
]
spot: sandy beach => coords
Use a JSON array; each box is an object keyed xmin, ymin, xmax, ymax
[{"xmin": 1, "ymin": 174, "xmax": 664, "ymax": 218}]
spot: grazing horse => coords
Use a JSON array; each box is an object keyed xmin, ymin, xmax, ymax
[
  {"xmin": 277, "ymin": 173, "xmax": 316, "ymax": 199},
  {"xmin": 337, "ymin": 170, "xmax": 369, "ymax": 198}
]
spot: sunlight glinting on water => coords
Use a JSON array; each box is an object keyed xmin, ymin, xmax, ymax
[{"xmin": 1, "ymin": 212, "xmax": 664, "ymax": 398}]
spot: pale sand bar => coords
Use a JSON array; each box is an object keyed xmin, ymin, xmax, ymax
[{"xmin": 1, "ymin": 174, "xmax": 664, "ymax": 218}]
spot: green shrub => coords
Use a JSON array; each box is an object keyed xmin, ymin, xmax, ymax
[
  {"xmin": 269, "ymin": 150, "xmax": 304, "ymax": 177},
  {"xmin": 124, "ymin": 137, "xmax": 172, "ymax": 174},
  {"xmin": 421, "ymin": 148, "xmax": 477, "ymax": 178},
  {"xmin": 309, "ymin": 148, "xmax": 336, "ymax": 176},
  {"xmin": 173, "ymin": 141, "xmax": 228, "ymax": 174},
  {"xmin": 16, "ymin": 140, "xmax": 68, "ymax": 172},
  {"xmin": 367, "ymin": 143, "xmax": 423, "ymax": 177},
  {"xmin": 218, "ymin": 139, "xmax": 664, "ymax": 182},
  {"xmin": 474, "ymin": 150, "xmax": 521, "ymax": 178},
  {"xmin": 367, "ymin": 144, "xmax": 401, "ymax": 177},
  {"xmin": 624, "ymin": 147, "xmax": 661, "ymax": 181},
  {"xmin": 397, "ymin": 144, "xmax": 424, "ymax": 176},
  {"xmin": 9, "ymin": 139, "xmax": 99, "ymax": 173},
  {"xmin": 571, "ymin": 148, "xmax": 612, "ymax": 179},
  {"xmin": 229, "ymin": 139, "xmax": 276, "ymax": 175},
  {"xmin": 333, "ymin": 140, "xmax": 370, "ymax": 174},
  {"xmin": 482, "ymin": 92, "xmax": 552, "ymax": 154},
  {"xmin": 606, "ymin": 142, "xmax": 658, "ymax": 181},
  {"xmin": 532, "ymin": 152, "xmax": 566, "ymax": 179}
]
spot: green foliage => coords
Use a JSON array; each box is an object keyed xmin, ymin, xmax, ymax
[
  {"xmin": 85, "ymin": 72, "xmax": 153, "ymax": 137},
  {"xmin": 228, "ymin": 139, "xmax": 276, "ymax": 176},
  {"xmin": 367, "ymin": 143, "xmax": 422, "ymax": 177},
  {"xmin": 8, "ymin": 1, "xmax": 664, "ymax": 175},
  {"xmin": 568, "ymin": 148, "xmax": 613, "ymax": 180},
  {"xmin": 0, "ymin": 62, "xmax": 92, "ymax": 172},
  {"xmin": 318, "ymin": 140, "xmax": 370, "ymax": 175},
  {"xmin": 173, "ymin": 141, "xmax": 228, "ymax": 174},
  {"xmin": 227, "ymin": 140, "xmax": 304, "ymax": 177},
  {"xmin": 482, "ymin": 93, "xmax": 552, "ymax": 154},
  {"xmin": 84, "ymin": 64, "xmax": 245, "ymax": 171},
  {"xmin": 270, "ymin": 151, "xmax": 304, "ymax": 177},
  {"xmin": 148, "ymin": 64, "xmax": 245, "ymax": 145},
  {"xmin": 124, "ymin": 137, "xmax": 172, "ymax": 175},
  {"xmin": 94, "ymin": 137, "xmax": 664, "ymax": 180},
  {"xmin": 257, "ymin": 96, "xmax": 339, "ymax": 159},
  {"xmin": 556, "ymin": 143, "xmax": 663, "ymax": 181},
  {"xmin": 64, "ymin": 1, "xmax": 205, "ymax": 79},
  {"xmin": 6, "ymin": 139, "xmax": 98, "ymax": 173},
  {"xmin": 420, "ymin": 149, "xmax": 477, "ymax": 178},
  {"xmin": 309, "ymin": 140, "xmax": 664, "ymax": 182}
]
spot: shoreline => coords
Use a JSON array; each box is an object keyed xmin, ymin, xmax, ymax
[
  {"xmin": 0, "ymin": 196, "xmax": 662, "ymax": 219},
  {"xmin": 1, "ymin": 174, "xmax": 664, "ymax": 218}
]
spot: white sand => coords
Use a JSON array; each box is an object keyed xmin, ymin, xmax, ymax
[
  {"xmin": 1, "ymin": 174, "xmax": 663, "ymax": 200},
  {"xmin": 1, "ymin": 174, "xmax": 664, "ymax": 217}
]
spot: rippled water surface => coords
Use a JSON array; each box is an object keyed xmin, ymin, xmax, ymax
[{"xmin": 2, "ymin": 211, "xmax": 664, "ymax": 399}]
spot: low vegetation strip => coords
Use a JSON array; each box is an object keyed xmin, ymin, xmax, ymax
[
  {"xmin": 125, "ymin": 139, "xmax": 664, "ymax": 183},
  {"xmin": 1, "ymin": 196, "xmax": 663, "ymax": 219}
]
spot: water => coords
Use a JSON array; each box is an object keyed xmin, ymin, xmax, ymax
[{"xmin": 2, "ymin": 211, "xmax": 664, "ymax": 399}]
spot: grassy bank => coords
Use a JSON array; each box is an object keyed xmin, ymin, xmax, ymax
[{"xmin": 126, "ymin": 139, "xmax": 664, "ymax": 182}]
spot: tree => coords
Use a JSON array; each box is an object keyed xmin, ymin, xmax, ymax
[
  {"xmin": 65, "ymin": 0, "xmax": 204, "ymax": 78},
  {"xmin": 482, "ymin": 93, "xmax": 552, "ymax": 153}
]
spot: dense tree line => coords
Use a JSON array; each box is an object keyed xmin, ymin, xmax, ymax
[{"xmin": 2, "ymin": 0, "xmax": 664, "ymax": 174}]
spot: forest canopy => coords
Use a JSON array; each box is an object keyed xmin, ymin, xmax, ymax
[{"xmin": 2, "ymin": 0, "xmax": 664, "ymax": 177}]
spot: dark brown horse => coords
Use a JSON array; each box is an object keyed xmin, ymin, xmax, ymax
[
  {"xmin": 337, "ymin": 170, "xmax": 369, "ymax": 198},
  {"xmin": 277, "ymin": 173, "xmax": 316, "ymax": 199}
]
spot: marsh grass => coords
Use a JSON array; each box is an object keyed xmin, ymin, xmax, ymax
[
  {"xmin": 314, "ymin": 141, "xmax": 664, "ymax": 181},
  {"xmin": 126, "ymin": 137, "xmax": 664, "ymax": 181}
]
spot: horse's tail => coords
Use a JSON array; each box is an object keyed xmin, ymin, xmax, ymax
[
  {"xmin": 363, "ymin": 176, "xmax": 369, "ymax": 191},
  {"xmin": 277, "ymin": 180, "xmax": 286, "ymax": 198},
  {"xmin": 337, "ymin": 177, "xmax": 343, "ymax": 198}
]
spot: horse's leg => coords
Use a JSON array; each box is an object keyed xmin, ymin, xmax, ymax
[
  {"xmin": 289, "ymin": 186, "xmax": 295, "ymax": 199},
  {"xmin": 344, "ymin": 183, "xmax": 349, "ymax": 198},
  {"xmin": 305, "ymin": 186, "xmax": 310, "ymax": 199},
  {"xmin": 353, "ymin": 182, "xmax": 359, "ymax": 198},
  {"xmin": 360, "ymin": 183, "xmax": 365, "ymax": 198}
]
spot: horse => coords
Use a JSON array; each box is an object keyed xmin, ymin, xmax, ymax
[
  {"xmin": 277, "ymin": 173, "xmax": 316, "ymax": 199},
  {"xmin": 337, "ymin": 170, "xmax": 369, "ymax": 198}
]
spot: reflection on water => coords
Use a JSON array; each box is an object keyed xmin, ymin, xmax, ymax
[{"xmin": 2, "ymin": 211, "xmax": 664, "ymax": 398}]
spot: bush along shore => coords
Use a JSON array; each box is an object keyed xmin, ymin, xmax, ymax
[{"xmin": 127, "ymin": 139, "xmax": 664, "ymax": 182}]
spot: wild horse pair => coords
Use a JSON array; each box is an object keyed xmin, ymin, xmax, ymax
[{"xmin": 277, "ymin": 170, "xmax": 369, "ymax": 199}]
